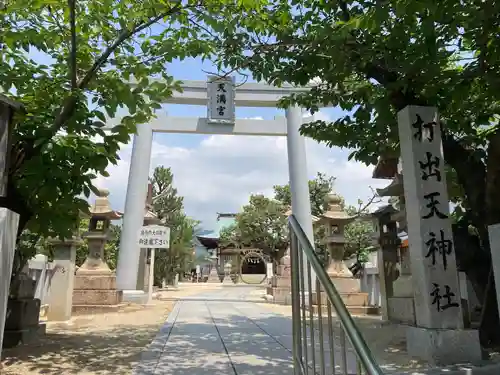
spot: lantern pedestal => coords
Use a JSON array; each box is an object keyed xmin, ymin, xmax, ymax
[
  {"xmin": 267, "ymin": 250, "xmax": 292, "ymax": 305},
  {"xmin": 207, "ymin": 265, "xmax": 220, "ymax": 283},
  {"xmin": 72, "ymin": 232, "xmax": 123, "ymax": 314}
]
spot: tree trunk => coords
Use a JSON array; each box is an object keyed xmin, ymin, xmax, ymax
[{"xmin": 444, "ymin": 134, "xmax": 500, "ymax": 347}]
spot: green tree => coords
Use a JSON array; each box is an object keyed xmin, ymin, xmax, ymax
[
  {"xmin": 150, "ymin": 165, "xmax": 197, "ymax": 284},
  {"xmin": 220, "ymin": 195, "xmax": 288, "ymax": 262},
  {"xmin": 0, "ymin": 0, "xmax": 267, "ymax": 282},
  {"xmin": 344, "ymin": 206, "xmax": 375, "ymax": 264},
  {"xmin": 154, "ymin": 213, "xmax": 197, "ymax": 285},
  {"xmin": 150, "ymin": 166, "xmax": 183, "ymax": 224},
  {"xmin": 214, "ymin": 0, "xmax": 500, "ymax": 344},
  {"xmin": 274, "ymin": 174, "xmax": 375, "ymax": 264},
  {"xmin": 274, "ymin": 172, "xmax": 335, "ymax": 216}
]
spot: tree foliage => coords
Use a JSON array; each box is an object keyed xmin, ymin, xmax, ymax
[
  {"xmin": 213, "ymin": 0, "xmax": 500, "ymax": 344},
  {"xmin": 219, "ymin": 195, "xmax": 288, "ymax": 261},
  {"xmin": 0, "ymin": 0, "xmax": 268, "ymax": 242},
  {"xmin": 151, "ymin": 166, "xmax": 183, "ymax": 224},
  {"xmin": 150, "ymin": 165, "xmax": 197, "ymax": 284},
  {"xmin": 343, "ymin": 206, "xmax": 375, "ymax": 263},
  {"xmin": 273, "ymin": 174, "xmax": 375, "ymax": 263},
  {"xmin": 273, "ymin": 172, "xmax": 335, "ymax": 216}
]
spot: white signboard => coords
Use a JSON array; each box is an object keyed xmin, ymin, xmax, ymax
[
  {"xmin": 207, "ymin": 75, "xmax": 235, "ymax": 124},
  {"xmin": 137, "ymin": 225, "xmax": 170, "ymax": 249},
  {"xmin": 196, "ymin": 265, "xmax": 200, "ymax": 275}
]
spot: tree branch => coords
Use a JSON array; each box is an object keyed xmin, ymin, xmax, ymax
[
  {"xmin": 68, "ymin": 0, "xmax": 77, "ymax": 89},
  {"xmin": 18, "ymin": 3, "xmax": 186, "ymax": 169}
]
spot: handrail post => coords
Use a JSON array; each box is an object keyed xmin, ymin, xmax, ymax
[
  {"xmin": 290, "ymin": 230, "xmax": 303, "ymax": 374},
  {"xmin": 288, "ymin": 214, "xmax": 384, "ymax": 375}
]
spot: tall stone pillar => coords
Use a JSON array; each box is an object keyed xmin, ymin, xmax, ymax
[
  {"xmin": 285, "ymin": 105, "xmax": 316, "ymax": 291},
  {"xmin": 398, "ymin": 106, "xmax": 481, "ymax": 365},
  {"xmin": 116, "ymin": 124, "xmax": 153, "ymax": 292},
  {"xmin": 48, "ymin": 237, "xmax": 81, "ymax": 321}
]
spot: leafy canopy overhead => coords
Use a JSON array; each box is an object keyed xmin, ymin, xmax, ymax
[
  {"xmin": 0, "ymin": 0, "xmax": 269, "ymax": 239},
  {"xmin": 215, "ymin": 0, "xmax": 499, "ymax": 164},
  {"xmin": 213, "ymin": 0, "xmax": 500, "ymax": 241}
]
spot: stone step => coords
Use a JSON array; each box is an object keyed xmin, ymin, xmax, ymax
[{"xmin": 311, "ymin": 291, "xmax": 369, "ymax": 306}]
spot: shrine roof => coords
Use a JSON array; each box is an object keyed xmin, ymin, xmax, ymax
[
  {"xmin": 376, "ymin": 174, "xmax": 404, "ymax": 197},
  {"xmin": 196, "ymin": 213, "xmax": 237, "ymax": 243},
  {"xmin": 0, "ymin": 94, "xmax": 24, "ymax": 111},
  {"xmin": 372, "ymin": 156, "xmax": 399, "ymax": 179},
  {"xmin": 370, "ymin": 204, "xmax": 397, "ymax": 217}
]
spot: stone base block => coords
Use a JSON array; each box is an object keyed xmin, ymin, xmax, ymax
[
  {"xmin": 122, "ymin": 290, "xmax": 147, "ymax": 304},
  {"xmin": 73, "ymin": 289, "xmax": 123, "ymax": 305},
  {"xmin": 406, "ymin": 326, "xmax": 483, "ymax": 366},
  {"xmin": 276, "ymin": 265, "xmax": 290, "ymax": 277},
  {"xmin": 393, "ymin": 275, "xmax": 413, "ymax": 297},
  {"xmin": 266, "ymin": 287, "xmax": 292, "ymax": 305},
  {"xmin": 329, "ymin": 276, "xmax": 361, "ymax": 293},
  {"xmin": 271, "ymin": 276, "xmax": 291, "ymax": 288},
  {"xmin": 2, "ymin": 323, "xmax": 46, "ymax": 349},
  {"xmin": 312, "ymin": 292, "xmax": 368, "ymax": 307},
  {"xmin": 388, "ymin": 296, "xmax": 416, "ymax": 325},
  {"xmin": 74, "ymin": 274, "xmax": 117, "ymax": 290}
]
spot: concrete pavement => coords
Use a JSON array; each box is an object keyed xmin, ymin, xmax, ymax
[{"xmin": 133, "ymin": 286, "xmax": 358, "ymax": 375}]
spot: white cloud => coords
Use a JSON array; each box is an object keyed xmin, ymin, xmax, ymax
[{"xmin": 96, "ymin": 111, "xmax": 388, "ymax": 230}]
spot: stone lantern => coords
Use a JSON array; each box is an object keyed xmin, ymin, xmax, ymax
[
  {"xmin": 79, "ymin": 188, "xmax": 122, "ymax": 273},
  {"xmin": 318, "ymin": 193, "xmax": 356, "ymax": 279},
  {"xmin": 73, "ymin": 188, "xmax": 123, "ymax": 311}
]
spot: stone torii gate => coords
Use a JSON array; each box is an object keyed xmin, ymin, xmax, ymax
[{"xmin": 113, "ymin": 78, "xmax": 317, "ymax": 301}]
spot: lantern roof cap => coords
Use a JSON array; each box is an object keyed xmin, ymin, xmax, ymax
[{"xmin": 89, "ymin": 188, "xmax": 122, "ymax": 219}]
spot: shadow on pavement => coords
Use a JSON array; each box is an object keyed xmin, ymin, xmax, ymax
[{"xmin": 1, "ymin": 323, "xmax": 161, "ymax": 374}]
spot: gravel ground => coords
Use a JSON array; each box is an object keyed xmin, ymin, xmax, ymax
[
  {"xmin": 258, "ymin": 302, "xmax": 500, "ymax": 374},
  {"xmin": 0, "ymin": 285, "xmax": 219, "ymax": 375}
]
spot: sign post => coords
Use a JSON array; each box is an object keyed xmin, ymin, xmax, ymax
[{"xmin": 137, "ymin": 225, "xmax": 170, "ymax": 305}]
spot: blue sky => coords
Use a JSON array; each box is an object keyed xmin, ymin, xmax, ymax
[
  {"xmin": 93, "ymin": 56, "xmax": 388, "ymax": 230},
  {"xmin": 26, "ymin": 48, "xmax": 386, "ymax": 231}
]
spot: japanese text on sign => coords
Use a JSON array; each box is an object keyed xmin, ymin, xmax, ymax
[
  {"xmin": 411, "ymin": 111, "xmax": 459, "ymax": 313},
  {"xmin": 137, "ymin": 225, "xmax": 170, "ymax": 249},
  {"xmin": 207, "ymin": 75, "xmax": 235, "ymax": 124}
]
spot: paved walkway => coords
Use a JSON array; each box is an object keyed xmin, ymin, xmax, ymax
[{"xmin": 133, "ymin": 286, "xmax": 358, "ymax": 375}]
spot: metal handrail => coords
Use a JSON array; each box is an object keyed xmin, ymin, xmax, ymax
[{"xmin": 289, "ymin": 214, "xmax": 384, "ymax": 375}]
